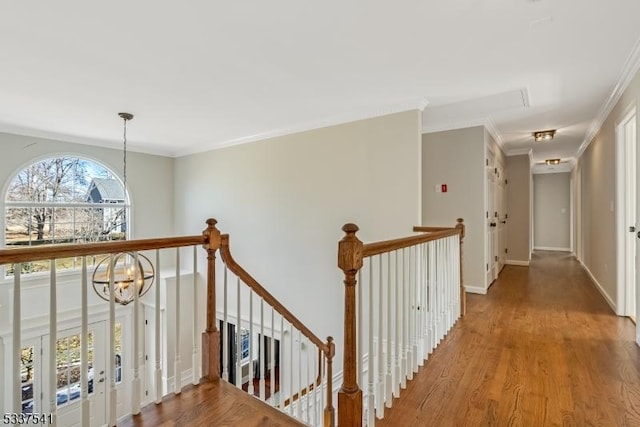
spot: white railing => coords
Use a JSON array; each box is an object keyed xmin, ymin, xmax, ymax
[
  {"xmin": 217, "ymin": 233, "xmax": 335, "ymax": 427},
  {"xmin": 1, "ymin": 235, "xmax": 205, "ymax": 426},
  {"xmin": 0, "ymin": 218, "xmax": 336, "ymax": 427},
  {"xmin": 337, "ymin": 219, "xmax": 465, "ymax": 427}
]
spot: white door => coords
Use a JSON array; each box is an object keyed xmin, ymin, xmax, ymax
[
  {"xmin": 497, "ymin": 166, "xmax": 507, "ymax": 273},
  {"xmin": 53, "ymin": 322, "xmax": 107, "ymax": 427},
  {"xmin": 624, "ymin": 115, "xmax": 637, "ymax": 322},
  {"xmin": 486, "ymin": 161, "xmax": 497, "ymax": 285}
]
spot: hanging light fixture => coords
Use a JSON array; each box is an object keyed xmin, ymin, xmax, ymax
[{"xmin": 92, "ymin": 113, "xmax": 154, "ymax": 305}]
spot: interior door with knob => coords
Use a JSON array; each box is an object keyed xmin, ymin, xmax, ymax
[
  {"xmin": 486, "ymin": 160, "xmax": 498, "ymax": 286},
  {"xmin": 54, "ymin": 322, "xmax": 107, "ymax": 427}
]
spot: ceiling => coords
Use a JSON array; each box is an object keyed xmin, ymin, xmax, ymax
[{"xmin": 2, "ymin": 1, "xmax": 640, "ymax": 171}]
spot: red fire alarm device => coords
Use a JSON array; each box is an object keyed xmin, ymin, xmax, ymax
[{"xmin": 441, "ymin": 184, "xmax": 448, "ymax": 193}]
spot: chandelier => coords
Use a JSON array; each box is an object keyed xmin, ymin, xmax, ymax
[{"xmin": 91, "ymin": 113, "xmax": 154, "ymax": 305}]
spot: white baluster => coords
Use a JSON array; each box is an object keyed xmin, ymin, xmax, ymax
[
  {"xmin": 313, "ymin": 346, "xmax": 318, "ymax": 426},
  {"xmin": 402, "ymin": 248, "xmax": 409, "ymax": 388},
  {"xmin": 81, "ymin": 258, "xmax": 90, "ymax": 424},
  {"xmin": 109, "ymin": 254, "xmax": 117, "ymax": 426},
  {"xmin": 357, "ymin": 269, "xmax": 363, "ymax": 395},
  {"xmin": 367, "ymin": 258, "xmax": 375, "ymax": 426},
  {"xmin": 386, "ymin": 252, "xmax": 392, "ymax": 408},
  {"xmin": 412, "ymin": 246, "xmax": 419, "ymax": 374},
  {"xmin": 155, "ymin": 250, "xmax": 162, "ymax": 403},
  {"xmin": 270, "ymin": 307, "xmax": 275, "ymax": 406},
  {"xmin": 259, "ymin": 299, "xmax": 265, "ymax": 400},
  {"xmin": 306, "ymin": 338, "xmax": 311, "ymax": 424},
  {"xmin": 289, "ymin": 323, "xmax": 293, "ymax": 416},
  {"xmin": 236, "ymin": 278, "xmax": 242, "ymax": 388},
  {"xmin": 407, "ymin": 247, "xmax": 415, "ymax": 379},
  {"xmin": 132, "ymin": 254, "xmax": 141, "ymax": 414},
  {"xmin": 320, "ymin": 352, "xmax": 325, "ymax": 424},
  {"xmin": 49, "ymin": 261, "xmax": 58, "ymax": 423},
  {"xmin": 428, "ymin": 241, "xmax": 436, "ymax": 352},
  {"xmin": 192, "ymin": 246, "xmax": 199, "ymax": 385},
  {"xmin": 278, "ymin": 315, "xmax": 284, "ymax": 409},
  {"xmin": 174, "ymin": 249, "xmax": 181, "ymax": 394},
  {"xmin": 222, "ymin": 267, "xmax": 229, "ymax": 381},
  {"xmin": 394, "ymin": 250, "xmax": 401, "ymax": 397},
  {"xmin": 376, "ymin": 254, "xmax": 384, "ymax": 418},
  {"xmin": 297, "ymin": 330, "xmax": 302, "ymax": 420},
  {"xmin": 420, "ymin": 243, "xmax": 428, "ymax": 362},
  {"xmin": 248, "ymin": 291, "xmax": 254, "ymax": 396},
  {"xmin": 12, "ymin": 265, "xmax": 21, "ymax": 414}
]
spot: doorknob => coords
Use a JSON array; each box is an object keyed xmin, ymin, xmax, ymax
[
  {"xmin": 631, "ymin": 226, "xmax": 636, "ymax": 232},
  {"xmin": 99, "ymin": 378, "xmax": 105, "ymax": 383},
  {"xmin": 490, "ymin": 222, "xmax": 497, "ymax": 227},
  {"xmin": 501, "ymin": 221, "xmax": 506, "ymax": 224}
]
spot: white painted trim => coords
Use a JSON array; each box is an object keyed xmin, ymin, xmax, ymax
[
  {"xmin": 484, "ymin": 118, "xmax": 503, "ymax": 147},
  {"xmin": 505, "ymin": 260, "xmax": 530, "ymax": 266},
  {"xmin": 464, "ymin": 285, "xmax": 487, "ymax": 295},
  {"xmin": 178, "ymin": 98, "xmax": 430, "ymax": 157},
  {"xmin": 506, "ymin": 148, "xmax": 532, "ymax": 156},
  {"xmin": 576, "ymin": 36, "xmax": 640, "ymax": 159},
  {"xmin": 579, "ymin": 260, "xmax": 617, "ymax": 314},
  {"xmin": 533, "ymin": 246, "xmax": 571, "ymax": 252}
]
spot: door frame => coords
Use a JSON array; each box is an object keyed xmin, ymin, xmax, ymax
[{"xmin": 615, "ymin": 104, "xmax": 637, "ymax": 317}]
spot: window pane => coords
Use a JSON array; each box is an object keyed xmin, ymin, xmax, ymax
[{"xmin": 20, "ymin": 346, "xmax": 35, "ymax": 414}]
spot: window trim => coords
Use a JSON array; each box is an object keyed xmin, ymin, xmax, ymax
[{"xmin": 2, "ymin": 154, "xmax": 133, "ymax": 279}]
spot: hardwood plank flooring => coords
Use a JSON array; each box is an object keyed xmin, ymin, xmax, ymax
[
  {"xmin": 377, "ymin": 251, "xmax": 640, "ymax": 426},
  {"xmin": 121, "ymin": 379, "xmax": 304, "ymax": 427}
]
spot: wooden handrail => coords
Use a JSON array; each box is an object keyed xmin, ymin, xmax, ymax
[
  {"xmin": 412, "ymin": 226, "xmax": 451, "ymax": 232},
  {"xmin": 0, "ymin": 235, "xmax": 206, "ymax": 265},
  {"xmin": 219, "ymin": 234, "xmax": 331, "ymax": 355},
  {"xmin": 363, "ymin": 228, "xmax": 460, "ymax": 257}
]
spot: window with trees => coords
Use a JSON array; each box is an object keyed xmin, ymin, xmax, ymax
[{"xmin": 4, "ymin": 156, "xmax": 129, "ymax": 276}]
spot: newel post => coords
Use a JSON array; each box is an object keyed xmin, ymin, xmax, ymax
[
  {"xmin": 455, "ymin": 218, "xmax": 466, "ymax": 316},
  {"xmin": 201, "ymin": 218, "xmax": 222, "ymax": 381},
  {"xmin": 337, "ymin": 224, "xmax": 364, "ymax": 427}
]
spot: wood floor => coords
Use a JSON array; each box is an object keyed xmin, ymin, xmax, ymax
[
  {"xmin": 378, "ymin": 251, "xmax": 640, "ymax": 426},
  {"xmin": 120, "ymin": 380, "xmax": 303, "ymax": 427}
]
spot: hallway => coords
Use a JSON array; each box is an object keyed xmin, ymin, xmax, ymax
[{"xmin": 378, "ymin": 251, "xmax": 640, "ymax": 426}]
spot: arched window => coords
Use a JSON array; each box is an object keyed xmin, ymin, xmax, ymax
[{"xmin": 4, "ymin": 156, "xmax": 129, "ymax": 276}]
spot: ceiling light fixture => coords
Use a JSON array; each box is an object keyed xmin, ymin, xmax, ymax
[
  {"xmin": 545, "ymin": 158, "xmax": 561, "ymax": 165},
  {"xmin": 533, "ymin": 129, "xmax": 556, "ymax": 142},
  {"xmin": 91, "ymin": 113, "xmax": 154, "ymax": 305}
]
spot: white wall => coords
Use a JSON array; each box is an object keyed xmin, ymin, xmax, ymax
[
  {"xmin": 173, "ymin": 110, "xmax": 422, "ymax": 375},
  {"xmin": 421, "ymin": 126, "xmax": 485, "ymax": 292},
  {"xmin": 533, "ymin": 173, "xmax": 571, "ymax": 251}
]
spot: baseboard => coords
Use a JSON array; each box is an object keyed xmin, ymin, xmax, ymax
[
  {"xmin": 505, "ymin": 260, "xmax": 530, "ymax": 266},
  {"xmin": 533, "ymin": 246, "xmax": 571, "ymax": 252},
  {"xmin": 464, "ymin": 285, "xmax": 487, "ymax": 295},
  {"xmin": 579, "ymin": 261, "xmax": 617, "ymax": 314}
]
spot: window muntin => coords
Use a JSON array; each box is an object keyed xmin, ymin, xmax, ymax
[{"xmin": 4, "ymin": 156, "xmax": 129, "ymax": 276}]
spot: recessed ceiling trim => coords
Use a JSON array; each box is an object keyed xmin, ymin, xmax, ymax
[
  {"xmin": 507, "ymin": 148, "xmax": 533, "ymax": 156},
  {"xmin": 422, "ymin": 117, "xmax": 504, "ymax": 147},
  {"xmin": 577, "ymin": 35, "xmax": 640, "ymax": 159},
  {"xmin": 177, "ymin": 97, "xmax": 430, "ymax": 157}
]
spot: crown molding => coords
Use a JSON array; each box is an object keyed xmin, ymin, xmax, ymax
[
  {"xmin": 576, "ymin": 36, "xmax": 640, "ymax": 159},
  {"xmin": 176, "ymin": 97, "xmax": 430, "ymax": 157},
  {"xmin": 0, "ymin": 123, "xmax": 174, "ymax": 157},
  {"xmin": 484, "ymin": 117, "xmax": 503, "ymax": 147}
]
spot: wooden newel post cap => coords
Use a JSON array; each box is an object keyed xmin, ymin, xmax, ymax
[
  {"xmin": 203, "ymin": 218, "xmax": 221, "ymax": 250},
  {"xmin": 338, "ymin": 223, "xmax": 363, "ymax": 273},
  {"xmin": 455, "ymin": 218, "xmax": 465, "ymax": 239},
  {"xmin": 326, "ymin": 336, "xmax": 335, "ymax": 358}
]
